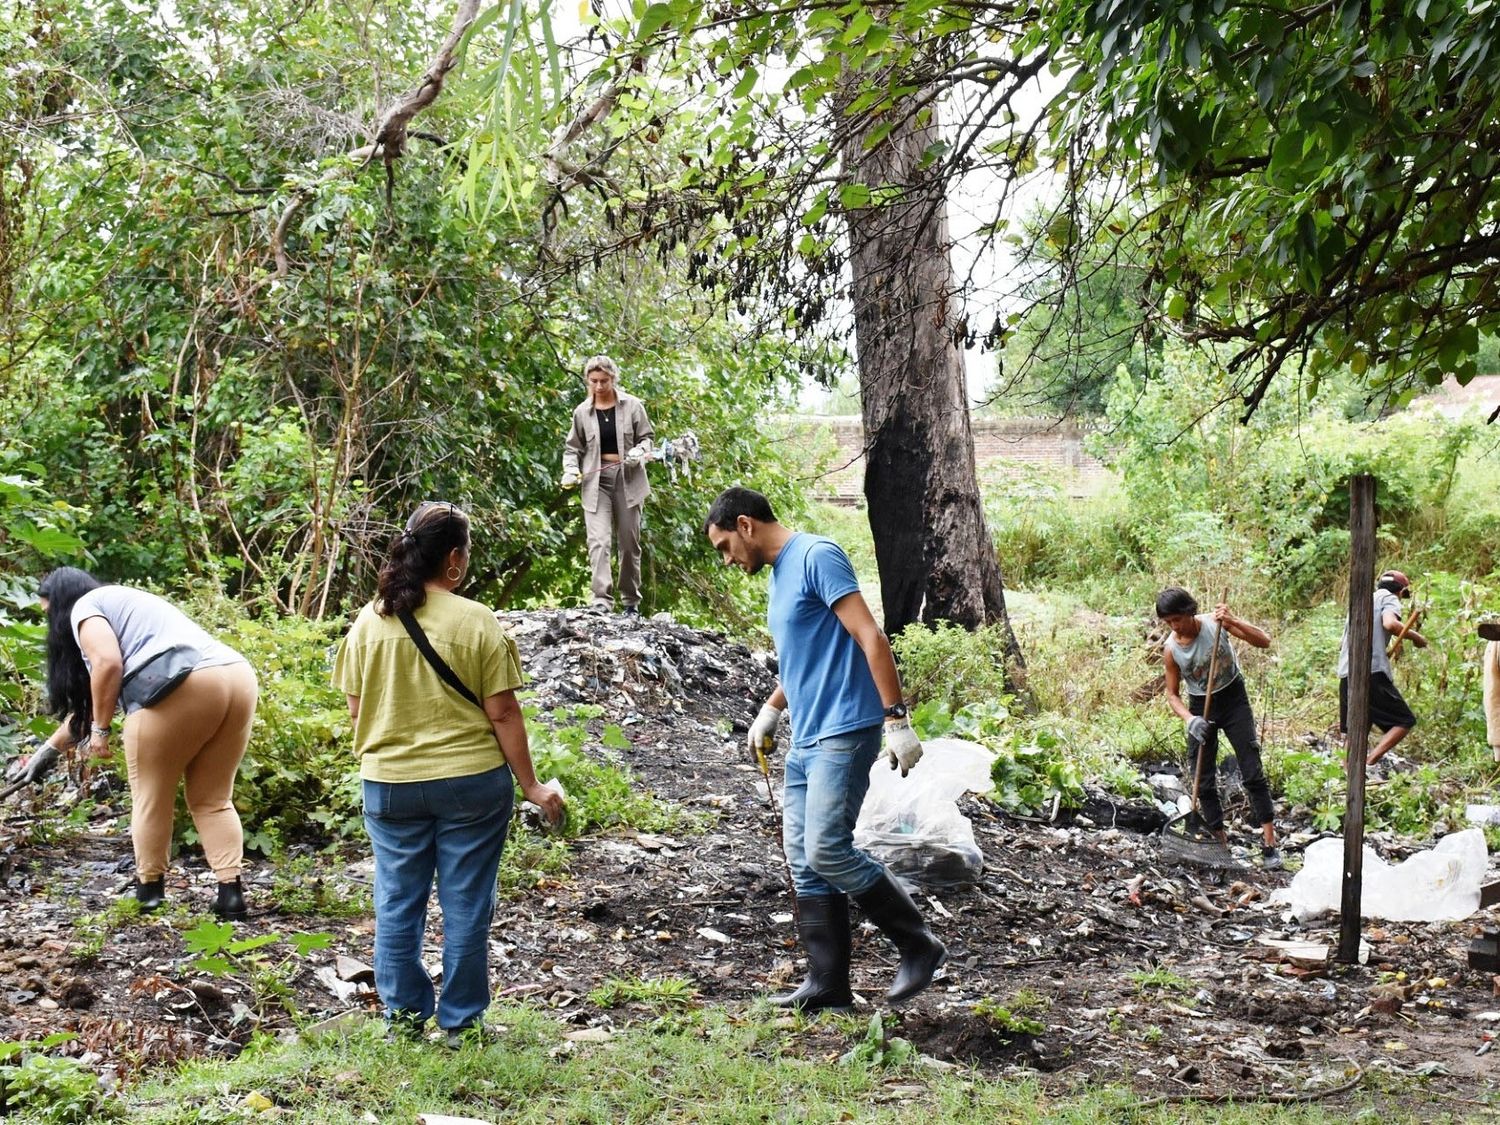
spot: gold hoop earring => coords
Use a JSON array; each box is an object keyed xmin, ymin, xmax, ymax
[{"xmin": 446, "ymin": 565, "xmax": 462, "ymax": 582}]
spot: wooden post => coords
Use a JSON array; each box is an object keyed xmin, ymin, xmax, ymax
[{"xmin": 1339, "ymin": 474, "xmax": 1377, "ymax": 964}]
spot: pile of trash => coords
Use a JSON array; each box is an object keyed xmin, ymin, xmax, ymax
[{"xmin": 497, "ymin": 608, "xmax": 775, "ymax": 719}]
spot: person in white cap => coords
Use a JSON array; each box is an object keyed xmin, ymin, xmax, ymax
[{"xmin": 1339, "ymin": 569, "xmax": 1427, "ymax": 766}]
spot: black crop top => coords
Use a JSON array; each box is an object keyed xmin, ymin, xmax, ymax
[{"xmin": 596, "ymin": 406, "xmax": 619, "ymax": 456}]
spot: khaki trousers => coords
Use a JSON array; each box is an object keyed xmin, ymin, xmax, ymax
[
  {"xmin": 122, "ymin": 662, "xmax": 258, "ymax": 882},
  {"xmin": 1484, "ymin": 640, "xmax": 1500, "ymax": 751},
  {"xmin": 585, "ymin": 463, "xmax": 643, "ymax": 608}
]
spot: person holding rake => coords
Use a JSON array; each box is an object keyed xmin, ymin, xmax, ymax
[{"xmin": 1158, "ymin": 587, "xmax": 1282, "ymax": 870}]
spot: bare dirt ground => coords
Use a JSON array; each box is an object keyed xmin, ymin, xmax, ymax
[{"xmin": 0, "ymin": 608, "xmax": 1496, "ymax": 1113}]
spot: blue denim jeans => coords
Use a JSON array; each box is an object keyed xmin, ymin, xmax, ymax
[
  {"xmin": 782, "ymin": 725, "xmax": 885, "ymax": 897},
  {"xmin": 362, "ymin": 766, "xmax": 514, "ymax": 1031}
]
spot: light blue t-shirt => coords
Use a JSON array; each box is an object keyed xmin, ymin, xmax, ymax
[{"xmin": 766, "ymin": 533, "xmax": 883, "ymax": 746}]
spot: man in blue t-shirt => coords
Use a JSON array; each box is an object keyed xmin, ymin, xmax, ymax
[{"xmin": 704, "ymin": 486, "xmax": 946, "ymax": 1013}]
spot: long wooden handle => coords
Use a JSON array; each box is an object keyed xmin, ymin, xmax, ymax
[
  {"xmin": 1201, "ymin": 588, "xmax": 1229, "ymax": 724},
  {"xmin": 1190, "ymin": 589, "xmax": 1229, "ymax": 818},
  {"xmin": 1389, "ymin": 602, "xmax": 1423, "ymax": 661}
]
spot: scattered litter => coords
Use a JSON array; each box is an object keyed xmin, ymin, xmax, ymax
[
  {"xmin": 313, "ymin": 967, "xmax": 361, "ymax": 1003},
  {"xmin": 1254, "ymin": 937, "xmax": 1332, "ymax": 968},
  {"xmin": 1273, "ymin": 829, "xmax": 1488, "ymax": 922},
  {"xmin": 335, "ymin": 955, "xmax": 374, "ymax": 983},
  {"xmin": 1466, "ymin": 804, "xmax": 1500, "ymax": 828},
  {"xmin": 696, "ymin": 927, "xmax": 730, "ymax": 944},
  {"xmin": 563, "ymin": 1027, "xmax": 614, "ymax": 1043},
  {"xmin": 1470, "ymin": 927, "xmax": 1500, "ymax": 972}
]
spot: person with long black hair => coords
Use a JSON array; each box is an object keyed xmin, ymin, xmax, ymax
[
  {"xmin": 37, "ymin": 567, "xmax": 258, "ymax": 918},
  {"xmin": 332, "ymin": 501, "xmax": 563, "ymax": 1046}
]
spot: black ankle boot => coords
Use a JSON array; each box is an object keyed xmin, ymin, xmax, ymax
[
  {"xmin": 133, "ymin": 877, "xmax": 165, "ymax": 911},
  {"xmin": 852, "ymin": 871, "xmax": 947, "ymax": 1003},
  {"xmin": 770, "ymin": 894, "xmax": 853, "ymax": 1014},
  {"xmin": 213, "ymin": 877, "xmax": 247, "ymax": 921}
]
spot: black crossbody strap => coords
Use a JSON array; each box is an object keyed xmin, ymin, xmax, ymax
[{"xmin": 397, "ymin": 610, "xmax": 483, "ymax": 710}]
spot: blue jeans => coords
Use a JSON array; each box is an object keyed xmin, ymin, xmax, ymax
[
  {"xmin": 782, "ymin": 725, "xmax": 885, "ymax": 897},
  {"xmin": 362, "ymin": 766, "xmax": 514, "ymax": 1031}
]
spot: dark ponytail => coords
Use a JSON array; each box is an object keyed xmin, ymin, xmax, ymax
[
  {"xmin": 376, "ymin": 501, "xmax": 471, "ymax": 617},
  {"xmin": 38, "ymin": 567, "xmax": 103, "ymax": 741}
]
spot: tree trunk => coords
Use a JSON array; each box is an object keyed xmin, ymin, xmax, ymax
[{"xmin": 842, "ymin": 98, "xmax": 1026, "ymax": 686}]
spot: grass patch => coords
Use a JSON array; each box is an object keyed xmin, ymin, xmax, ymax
[
  {"xmin": 588, "ymin": 975, "xmax": 699, "ymax": 1011},
  {"xmin": 972, "ymin": 993, "xmax": 1048, "ymax": 1038},
  {"xmin": 524, "ymin": 706, "xmax": 698, "ymax": 837},
  {"xmin": 113, "ymin": 1003, "xmax": 1436, "ymax": 1123},
  {"xmin": 497, "ymin": 831, "xmax": 572, "ymax": 898},
  {"xmin": 70, "ymin": 898, "xmax": 145, "ymax": 965},
  {"xmin": 269, "ymin": 852, "xmax": 370, "ymax": 918},
  {"xmin": 1128, "ymin": 966, "xmax": 1194, "ymax": 995}
]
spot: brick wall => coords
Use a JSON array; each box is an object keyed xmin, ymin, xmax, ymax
[{"xmin": 781, "ymin": 415, "xmax": 1114, "ymax": 504}]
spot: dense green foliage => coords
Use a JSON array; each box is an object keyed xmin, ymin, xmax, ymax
[
  {"xmin": 1039, "ymin": 0, "xmax": 1500, "ymax": 410},
  {"xmin": 985, "ymin": 347, "xmax": 1497, "ymax": 608},
  {"xmin": 874, "ymin": 355, "xmax": 1500, "ymax": 838},
  {"xmin": 0, "ymin": 1, "xmax": 809, "ymax": 626}
]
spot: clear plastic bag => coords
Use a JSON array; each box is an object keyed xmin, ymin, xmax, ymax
[
  {"xmin": 1274, "ymin": 828, "xmax": 1488, "ymax": 923},
  {"xmin": 854, "ymin": 738, "xmax": 995, "ymax": 890}
]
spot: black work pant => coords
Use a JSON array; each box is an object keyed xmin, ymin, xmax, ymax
[{"xmin": 1186, "ymin": 677, "xmax": 1275, "ymax": 830}]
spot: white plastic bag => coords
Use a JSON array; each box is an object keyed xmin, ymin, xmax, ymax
[
  {"xmin": 853, "ymin": 737, "xmax": 995, "ymax": 889},
  {"xmin": 1274, "ymin": 828, "xmax": 1488, "ymax": 923}
]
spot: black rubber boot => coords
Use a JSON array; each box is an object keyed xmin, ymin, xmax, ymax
[
  {"xmin": 133, "ymin": 877, "xmax": 166, "ymax": 911},
  {"xmin": 213, "ymin": 877, "xmax": 248, "ymax": 921},
  {"xmin": 853, "ymin": 871, "xmax": 947, "ymax": 1003},
  {"xmin": 770, "ymin": 894, "xmax": 853, "ymax": 1014}
]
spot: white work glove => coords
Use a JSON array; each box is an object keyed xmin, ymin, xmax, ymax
[
  {"xmin": 7, "ymin": 742, "xmax": 60, "ymax": 785},
  {"xmin": 624, "ymin": 441, "xmax": 651, "ymax": 467},
  {"xmin": 881, "ymin": 718, "xmax": 923, "ymax": 776},
  {"xmin": 747, "ymin": 703, "xmax": 782, "ymax": 765},
  {"xmin": 1186, "ymin": 716, "xmax": 1213, "ymax": 744},
  {"xmin": 560, "ymin": 470, "xmax": 580, "ymax": 490}
]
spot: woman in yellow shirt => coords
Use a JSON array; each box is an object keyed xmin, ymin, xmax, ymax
[{"xmin": 333, "ymin": 501, "xmax": 562, "ymax": 1045}]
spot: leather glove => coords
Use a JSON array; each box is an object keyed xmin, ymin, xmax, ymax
[
  {"xmin": 880, "ymin": 719, "xmax": 923, "ymax": 776},
  {"xmin": 9, "ymin": 743, "xmax": 60, "ymax": 785},
  {"xmin": 624, "ymin": 442, "xmax": 651, "ymax": 467},
  {"xmin": 1186, "ymin": 716, "xmax": 1213, "ymax": 743},
  {"xmin": 747, "ymin": 703, "xmax": 781, "ymax": 766},
  {"xmin": 560, "ymin": 470, "xmax": 580, "ymax": 490}
]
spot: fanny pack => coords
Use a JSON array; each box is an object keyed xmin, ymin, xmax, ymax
[{"xmin": 119, "ymin": 645, "xmax": 203, "ymax": 713}]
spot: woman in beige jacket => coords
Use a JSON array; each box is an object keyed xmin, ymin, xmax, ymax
[{"xmin": 561, "ymin": 356, "xmax": 655, "ymax": 614}]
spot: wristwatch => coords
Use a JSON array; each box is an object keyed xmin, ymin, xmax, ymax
[{"xmin": 883, "ymin": 702, "xmax": 908, "ymax": 720}]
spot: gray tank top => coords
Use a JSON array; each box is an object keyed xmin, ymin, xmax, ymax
[
  {"xmin": 1165, "ymin": 616, "xmax": 1241, "ymax": 696},
  {"xmin": 70, "ymin": 586, "xmax": 245, "ymax": 678}
]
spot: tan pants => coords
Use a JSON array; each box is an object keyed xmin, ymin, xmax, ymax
[
  {"xmin": 1484, "ymin": 640, "xmax": 1500, "ymax": 754},
  {"xmin": 585, "ymin": 463, "xmax": 643, "ymax": 608},
  {"xmin": 122, "ymin": 662, "xmax": 258, "ymax": 882}
]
